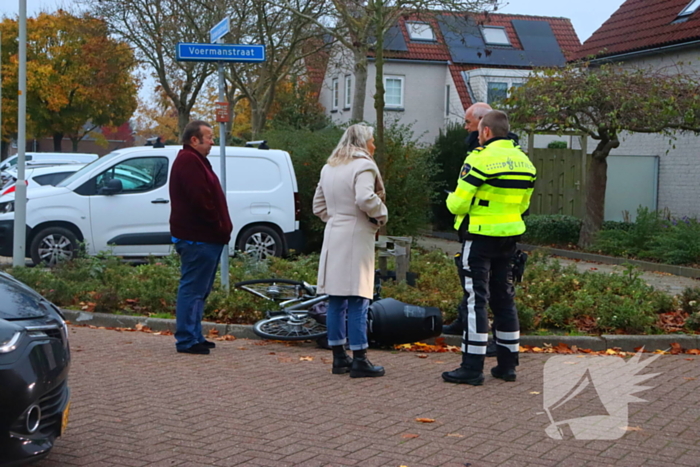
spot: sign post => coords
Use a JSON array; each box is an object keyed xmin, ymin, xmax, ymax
[
  {"xmin": 13, "ymin": 0, "xmax": 27, "ymax": 267},
  {"xmin": 176, "ymin": 21, "xmax": 265, "ymax": 293}
]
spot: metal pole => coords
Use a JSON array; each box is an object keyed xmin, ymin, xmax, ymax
[
  {"xmin": 1, "ymin": 30, "xmax": 3, "ymax": 160},
  {"xmin": 13, "ymin": 0, "xmax": 27, "ymax": 267},
  {"xmin": 218, "ymin": 62, "xmax": 229, "ymax": 292}
]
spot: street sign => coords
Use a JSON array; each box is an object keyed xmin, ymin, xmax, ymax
[
  {"xmin": 215, "ymin": 102, "xmax": 229, "ymax": 123},
  {"xmin": 176, "ymin": 43, "xmax": 266, "ymax": 63},
  {"xmin": 210, "ymin": 18, "xmax": 230, "ymax": 44}
]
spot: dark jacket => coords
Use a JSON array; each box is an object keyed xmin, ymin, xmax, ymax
[
  {"xmin": 169, "ymin": 145, "xmax": 233, "ymax": 244},
  {"xmin": 465, "ymin": 131, "xmax": 520, "ymax": 153}
]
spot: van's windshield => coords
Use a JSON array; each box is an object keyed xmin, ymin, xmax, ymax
[{"xmin": 57, "ymin": 151, "xmax": 121, "ymax": 188}]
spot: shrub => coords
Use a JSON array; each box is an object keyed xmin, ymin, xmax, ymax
[
  {"xmin": 679, "ymin": 287, "xmax": 700, "ymax": 314},
  {"xmin": 648, "ymin": 217, "xmax": 700, "ymax": 265},
  {"xmin": 593, "ymin": 207, "xmax": 663, "ymax": 258},
  {"xmin": 429, "ymin": 123, "xmax": 469, "ymax": 231},
  {"xmin": 522, "ymin": 215, "xmax": 582, "ymax": 246},
  {"xmin": 547, "ymin": 141, "xmax": 568, "ymax": 149}
]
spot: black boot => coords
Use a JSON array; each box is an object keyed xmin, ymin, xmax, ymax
[
  {"xmin": 350, "ymin": 350, "xmax": 385, "ymax": 378},
  {"xmin": 442, "ymin": 354, "xmax": 484, "ymax": 385},
  {"xmin": 491, "ymin": 345, "xmax": 518, "ymax": 382},
  {"xmin": 332, "ymin": 345, "xmax": 353, "ymax": 375}
]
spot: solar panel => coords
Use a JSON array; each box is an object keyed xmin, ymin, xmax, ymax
[
  {"xmin": 437, "ymin": 15, "xmax": 565, "ymax": 67},
  {"xmin": 383, "ymin": 24, "xmax": 408, "ymax": 52}
]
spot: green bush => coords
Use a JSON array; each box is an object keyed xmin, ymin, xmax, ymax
[
  {"xmin": 679, "ymin": 287, "xmax": 700, "ymax": 314},
  {"xmin": 593, "ymin": 207, "xmax": 663, "ymax": 258},
  {"xmin": 522, "ymin": 215, "xmax": 582, "ymax": 246},
  {"xmin": 429, "ymin": 123, "xmax": 469, "ymax": 231},
  {"xmin": 648, "ymin": 217, "xmax": 700, "ymax": 265},
  {"xmin": 547, "ymin": 141, "xmax": 568, "ymax": 149}
]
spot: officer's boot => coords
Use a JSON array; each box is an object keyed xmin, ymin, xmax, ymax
[
  {"xmin": 442, "ymin": 354, "xmax": 485, "ymax": 386},
  {"xmin": 443, "ymin": 301, "xmax": 467, "ymax": 335},
  {"xmin": 491, "ymin": 345, "xmax": 518, "ymax": 382},
  {"xmin": 331, "ymin": 345, "xmax": 353, "ymax": 375},
  {"xmin": 350, "ymin": 350, "xmax": 385, "ymax": 378}
]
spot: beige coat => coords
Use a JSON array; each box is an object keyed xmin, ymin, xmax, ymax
[{"xmin": 313, "ymin": 153, "xmax": 388, "ymax": 299}]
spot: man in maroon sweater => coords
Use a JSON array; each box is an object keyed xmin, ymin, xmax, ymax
[{"xmin": 170, "ymin": 120, "xmax": 233, "ymax": 355}]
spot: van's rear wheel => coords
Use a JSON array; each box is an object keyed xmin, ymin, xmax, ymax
[
  {"xmin": 237, "ymin": 226, "xmax": 283, "ymax": 260},
  {"xmin": 30, "ymin": 227, "xmax": 79, "ymax": 266}
]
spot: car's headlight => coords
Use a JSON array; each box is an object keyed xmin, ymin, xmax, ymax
[
  {"xmin": 0, "ymin": 201, "xmax": 14, "ymax": 214},
  {"xmin": 0, "ymin": 331, "xmax": 22, "ymax": 353}
]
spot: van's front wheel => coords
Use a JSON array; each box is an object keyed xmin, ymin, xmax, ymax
[
  {"xmin": 30, "ymin": 227, "xmax": 79, "ymax": 266},
  {"xmin": 237, "ymin": 226, "xmax": 283, "ymax": 260}
]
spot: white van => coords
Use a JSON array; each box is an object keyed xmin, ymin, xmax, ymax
[
  {"xmin": 0, "ymin": 145, "xmax": 302, "ymax": 265},
  {"xmin": 0, "ymin": 152, "xmax": 98, "ymax": 172}
]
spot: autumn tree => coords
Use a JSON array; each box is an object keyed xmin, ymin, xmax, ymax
[
  {"xmin": 0, "ymin": 18, "xmax": 19, "ymax": 160},
  {"xmin": 89, "ymin": 0, "xmax": 227, "ymax": 137},
  {"xmin": 506, "ymin": 62, "xmax": 700, "ymax": 247},
  {"xmin": 275, "ymin": 0, "xmax": 500, "ymax": 165}
]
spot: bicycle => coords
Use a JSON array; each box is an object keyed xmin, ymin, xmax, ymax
[{"xmin": 234, "ymin": 278, "xmax": 330, "ymax": 341}]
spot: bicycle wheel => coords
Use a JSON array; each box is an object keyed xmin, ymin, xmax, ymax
[
  {"xmin": 253, "ymin": 315, "xmax": 328, "ymax": 341},
  {"xmin": 234, "ymin": 278, "xmax": 305, "ymax": 302}
]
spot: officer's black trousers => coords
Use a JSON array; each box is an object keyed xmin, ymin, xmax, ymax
[{"xmin": 458, "ymin": 235, "xmax": 520, "ymax": 371}]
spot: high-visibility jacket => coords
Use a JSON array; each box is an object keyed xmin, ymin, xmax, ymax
[{"xmin": 446, "ymin": 138, "xmax": 536, "ymax": 237}]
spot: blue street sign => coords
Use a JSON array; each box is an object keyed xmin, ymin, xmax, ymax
[
  {"xmin": 210, "ymin": 18, "xmax": 230, "ymax": 44},
  {"xmin": 176, "ymin": 43, "xmax": 266, "ymax": 62}
]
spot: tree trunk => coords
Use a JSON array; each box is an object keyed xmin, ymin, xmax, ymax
[
  {"xmin": 578, "ymin": 137, "xmax": 619, "ymax": 247},
  {"xmin": 177, "ymin": 108, "xmax": 191, "ymax": 143},
  {"xmin": 71, "ymin": 138, "xmax": 80, "ymax": 153},
  {"xmin": 351, "ymin": 49, "xmax": 368, "ymax": 122},
  {"xmin": 53, "ymin": 133, "xmax": 64, "ymax": 152},
  {"xmin": 373, "ymin": 2, "xmax": 386, "ymax": 171},
  {"xmin": 251, "ymin": 105, "xmax": 266, "ymax": 140},
  {"xmin": 0, "ymin": 140, "xmax": 9, "ymax": 161}
]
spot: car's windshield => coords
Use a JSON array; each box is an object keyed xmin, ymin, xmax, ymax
[{"xmin": 56, "ymin": 151, "xmax": 120, "ymax": 187}]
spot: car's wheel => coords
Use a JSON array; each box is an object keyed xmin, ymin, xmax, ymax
[
  {"xmin": 30, "ymin": 227, "xmax": 79, "ymax": 267},
  {"xmin": 237, "ymin": 225, "xmax": 283, "ymax": 260}
]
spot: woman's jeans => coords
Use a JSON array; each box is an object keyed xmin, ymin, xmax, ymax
[
  {"xmin": 326, "ymin": 295, "xmax": 370, "ymax": 351},
  {"xmin": 174, "ymin": 241, "xmax": 224, "ymax": 350}
]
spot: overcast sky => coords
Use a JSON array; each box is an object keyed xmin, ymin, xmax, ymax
[{"xmin": 1, "ymin": 0, "xmax": 626, "ymax": 42}]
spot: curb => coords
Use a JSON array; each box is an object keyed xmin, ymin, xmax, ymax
[
  {"xmin": 422, "ymin": 231, "xmax": 700, "ymax": 279},
  {"xmin": 62, "ymin": 309, "xmax": 699, "ymax": 352}
]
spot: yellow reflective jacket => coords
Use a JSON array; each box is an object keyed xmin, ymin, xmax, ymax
[{"xmin": 446, "ymin": 138, "xmax": 537, "ymax": 237}]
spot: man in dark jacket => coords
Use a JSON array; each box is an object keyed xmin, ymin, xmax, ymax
[
  {"xmin": 170, "ymin": 120, "xmax": 233, "ymax": 355},
  {"xmin": 443, "ymin": 103, "xmax": 520, "ymax": 357}
]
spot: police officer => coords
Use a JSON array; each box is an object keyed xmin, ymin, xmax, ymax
[
  {"xmin": 442, "ymin": 110, "xmax": 536, "ymax": 385},
  {"xmin": 443, "ymin": 103, "xmax": 520, "ymax": 360}
]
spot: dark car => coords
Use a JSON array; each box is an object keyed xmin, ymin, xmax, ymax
[{"xmin": 0, "ymin": 272, "xmax": 70, "ymax": 466}]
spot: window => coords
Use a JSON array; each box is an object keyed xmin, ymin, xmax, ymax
[
  {"xmin": 344, "ymin": 75, "xmax": 352, "ymax": 109},
  {"xmin": 487, "ymin": 82, "xmax": 508, "ymax": 104},
  {"xmin": 481, "ymin": 26, "xmax": 511, "ymax": 46},
  {"xmin": 407, "ymin": 22, "xmax": 435, "ymax": 41},
  {"xmin": 96, "ymin": 157, "xmax": 168, "ymax": 194},
  {"xmin": 384, "ymin": 76, "xmax": 404, "ymax": 108},
  {"xmin": 331, "ymin": 78, "xmax": 339, "ymax": 111},
  {"xmin": 34, "ymin": 172, "xmax": 76, "ymax": 186},
  {"xmin": 679, "ymin": 0, "xmax": 700, "ymax": 17},
  {"xmin": 445, "ymin": 85, "xmax": 450, "ymax": 116},
  {"xmin": 510, "ymin": 83, "xmax": 523, "ymax": 93}
]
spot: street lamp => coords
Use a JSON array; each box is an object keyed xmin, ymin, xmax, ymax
[{"xmin": 12, "ymin": 0, "xmax": 27, "ymax": 267}]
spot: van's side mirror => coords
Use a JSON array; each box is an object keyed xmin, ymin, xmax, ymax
[{"xmin": 99, "ymin": 178, "xmax": 123, "ymax": 195}]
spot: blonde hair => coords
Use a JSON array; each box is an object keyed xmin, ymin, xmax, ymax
[{"xmin": 327, "ymin": 123, "xmax": 374, "ymax": 166}]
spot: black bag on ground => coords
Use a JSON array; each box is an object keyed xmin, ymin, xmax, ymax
[{"xmin": 368, "ymin": 298, "xmax": 443, "ymax": 345}]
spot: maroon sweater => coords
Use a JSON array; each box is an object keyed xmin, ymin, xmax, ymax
[{"xmin": 169, "ymin": 145, "xmax": 233, "ymax": 244}]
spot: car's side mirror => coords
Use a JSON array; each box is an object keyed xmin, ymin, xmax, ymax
[{"xmin": 98, "ymin": 178, "xmax": 123, "ymax": 195}]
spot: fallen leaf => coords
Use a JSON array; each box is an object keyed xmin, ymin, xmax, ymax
[
  {"xmin": 238, "ymin": 347, "xmax": 249, "ymax": 351},
  {"xmin": 415, "ymin": 418, "xmax": 435, "ymax": 423},
  {"xmin": 653, "ymin": 349, "xmax": 669, "ymax": 355},
  {"xmin": 321, "ymin": 357, "xmax": 333, "ymax": 364},
  {"xmin": 300, "ymin": 356, "xmax": 314, "ymax": 362},
  {"xmin": 417, "ymin": 354, "xmax": 428, "ymax": 359},
  {"xmin": 401, "ymin": 434, "xmax": 419, "ymax": 439},
  {"xmin": 686, "ymin": 349, "xmax": 700, "ymax": 355},
  {"xmin": 685, "ymin": 358, "xmax": 695, "ymax": 361},
  {"xmin": 530, "ymin": 391, "xmax": 541, "ymax": 395},
  {"xmin": 620, "ymin": 426, "xmax": 643, "ymax": 432},
  {"xmin": 531, "ymin": 347, "xmax": 544, "ymax": 353},
  {"xmin": 670, "ymin": 342, "xmax": 683, "ymax": 355},
  {"xmin": 220, "ymin": 335, "xmax": 236, "ymax": 341},
  {"xmin": 446, "ymin": 433, "xmax": 464, "ymax": 438},
  {"xmin": 605, "ymin": 349, "xmax": 618, "ymax": 355},
  {"xmin": 684, "ymin": 377, "xmax": 696, "ymax": 381},
  {"xmin": 208, "ymin": 329, "xmax": 220, "ymax": 336}
]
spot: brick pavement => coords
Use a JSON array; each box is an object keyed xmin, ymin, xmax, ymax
[{"xmin": 36, "ymin": 326, "xmax": 700, "ymax": 467}]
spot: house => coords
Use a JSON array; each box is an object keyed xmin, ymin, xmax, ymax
[
  {"xmin": 12, "ymin": 122, "xmax": 135, "ymax": 157},
  {"xmin": 317, "ymin": 12, "xmax": 580, "ymax": 143},
  {"xmin": 576, "ymin": 0, "xmax": 700, "ymax": 220}
]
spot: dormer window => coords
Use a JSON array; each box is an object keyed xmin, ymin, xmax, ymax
[
  {"xmin": 407, "ymin": 22, "xmax": 435, "ymax": 41},
  {"xmin": 481, "ymin": 26, "xmax": 511, "ymax": 46},
  {"xmin": 679, "ymin": 0, "xmax": 700, "ymax": 18}
]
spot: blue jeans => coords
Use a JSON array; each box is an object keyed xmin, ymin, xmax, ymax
[
  {"xmin": 174, "ymin": 242, "xmax": 224, "ymax": 350},
  {"xmin": 326, "ymin": 296, "xmax": 369, "ymax": 351}
]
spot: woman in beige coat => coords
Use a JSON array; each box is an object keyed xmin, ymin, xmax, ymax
[{"xmin": 313, "ymin": 124, "xmax": 388, "ymax": 378}]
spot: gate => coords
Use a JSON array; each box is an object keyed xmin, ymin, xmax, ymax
[{"xmin": 527, "ymin": 146, "xmax": 586, "ymax": 218}]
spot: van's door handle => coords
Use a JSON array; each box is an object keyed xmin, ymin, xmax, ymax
[{"xmin": 151, "ymin": 198, "xmax": 169, "ymax": 204}]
